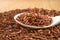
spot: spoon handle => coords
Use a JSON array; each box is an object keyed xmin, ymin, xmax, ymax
[{"xmin": 54, "ymin": 16, "xmax": 60, "ymax": 22}]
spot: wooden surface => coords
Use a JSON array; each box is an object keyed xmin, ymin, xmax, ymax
[{"xmin": 0, "ymin": 0, "xmax": 60, "ymax": 12}]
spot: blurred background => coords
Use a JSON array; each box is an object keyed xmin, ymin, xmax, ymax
[{"xmin": 0, "ymin": 0, "xmax": 60, "ymax": 12}]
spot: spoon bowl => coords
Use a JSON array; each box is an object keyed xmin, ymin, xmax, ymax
[{"xmin": 14, "ymin": 13, "xmax": 60, "ymax": 29}]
